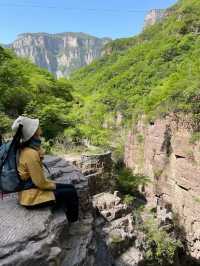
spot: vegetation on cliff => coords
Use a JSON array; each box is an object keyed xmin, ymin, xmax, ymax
[
  {"xmin": 141, "ymin": 215, "xmax": 182, "ymax": 266},
  {"xmin": 0, "ymin": 47, "xmax": 73, "ymax": 139},
  {"xmin": 1, "ymin": 0, "xmax": 200, "ymax": 149},
  {"xmin": 69, "ymin": 0, "xmax": 200, "ymax": 146}
]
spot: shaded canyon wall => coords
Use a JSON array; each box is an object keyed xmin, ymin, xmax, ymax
[{"xmin": 124, "ymin": 114, "xmax": 200, "ymax": 260}]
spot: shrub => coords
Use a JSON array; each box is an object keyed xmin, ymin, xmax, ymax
[
  {"xmin": 42, "ymin": 139, "xmax": 52, "ymax": 154},
  {"xmin": 116, "ymin": 167, "xmax": 150, "ymax": 195},
  {"xmin": 123, "ymin": 194, "xmax": 136, "ymax": 206},
  {"xmin": 0, "ymin": 112, "xmax": 12, "ymax": 134},
  {"xmin": 143, "ymin": 216, "xmax": 183, "ymax": 266},
  {"xmin": 0, "ymin": 46, "xmax": 74, "ymax": 139}
]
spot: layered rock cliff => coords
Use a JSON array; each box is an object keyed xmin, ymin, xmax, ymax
[
  {"xmin": 8, "ymin": 33, "xmax": 110, "ymax": 77},
  {"xmin": 144, "ymin": 9, "xmax": 172, "ymax": 28},
  {"xmin": 124, "ymin": 114, "xmax": 200, "ymax": 262},
  {"xmin": 144, "ymin": 9, "xmax": 165, "ymax": 28}
]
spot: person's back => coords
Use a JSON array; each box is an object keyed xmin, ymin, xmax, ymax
[{"xmin": 18, "ymin": 147, "xmax": 55, "ymax": 206}]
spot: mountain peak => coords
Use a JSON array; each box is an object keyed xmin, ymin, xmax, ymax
[
  {"xmin": 144, "ymin": 9, "xmax": 166, "ymax": 28},
  {"xmin": 10, "ymin": 32, "xmax": 111, "ymax": 77}
]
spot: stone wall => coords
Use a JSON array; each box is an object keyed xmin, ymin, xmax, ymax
[{"xmin": 124, "ymin": 114, "xmax": 200, "ymax": 261}]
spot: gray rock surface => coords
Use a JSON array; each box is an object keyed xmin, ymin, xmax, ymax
[
  {"xmin": 115, "ymin": 246, "xmax": 144, "ymax": 266},
  {"xmin": 0, "ymin": 155, "xmax": 93, "ymax": 266},
  {"xmin": 93, "ymin": 192, "xmax": 144, "ymax": 265},
  {"xmin": 0, "ymin": 199, "xmax": 66, "ymax": 266},
  {"xmin": 93, "ymin": 192, "xmax": 130, "ymax": 222},
  {"xmin": 61, "ymin": 214, "xmax": 95, "ymax": 266}
]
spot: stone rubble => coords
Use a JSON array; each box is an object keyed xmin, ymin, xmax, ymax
[
  {"xmin": 93, "ymin": 192, "xmax": 145, "ymax": 266},
  {"xmin": 93, "ymin": 192, "xmax": 130, "ymax": 222}
]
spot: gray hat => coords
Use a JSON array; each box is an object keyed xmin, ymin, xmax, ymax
[{"xmin": 12, "ymin": 116, "xmax": 39, "ymax": 142}]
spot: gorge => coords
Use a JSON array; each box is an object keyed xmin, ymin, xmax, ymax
[{"xmin": 1, "ymin": 0, "xmax": 200, "ymax": 265}]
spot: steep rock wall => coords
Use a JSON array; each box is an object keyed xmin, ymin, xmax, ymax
[
  {"xmin": 8, "ymin": 33, "xmax": 110, "ymax": 77},
  {"xmin": 144, "ymin": 8, "xmax": 173, "ymax": 28},
  {"xmin": 144, "ymin": 9, "xmax": 166, "ymax": 28},
  {"xmin": 124, "ymin": 114, "xmax": 200, "ymax": 260}
]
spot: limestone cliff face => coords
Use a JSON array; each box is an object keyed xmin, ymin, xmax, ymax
[
  {"xmin": 144, "ymin": 9, "xmax": 168, "ymax": 28},
  {"xmin": 124, "ymin": 114, "xmax": 200, "ymax": 261},
  {"xmin": 8, "ymin": 32, "xmax": 110, "ymax": 77}
]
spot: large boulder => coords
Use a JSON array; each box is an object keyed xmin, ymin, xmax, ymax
[
  {"xmin": 0, "ymin": 156, "xmax": 93, "ymax": 266},
  {"xmin": 0, "ymin": 198, "xmax": 66, "ymax": 266}
]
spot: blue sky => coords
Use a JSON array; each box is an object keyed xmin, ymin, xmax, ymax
[{"xmin": 1, "ymin": 0, "xmax": 177, "ymax": 44}]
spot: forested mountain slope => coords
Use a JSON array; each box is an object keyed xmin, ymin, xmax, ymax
[
  {"xmin": 0, "ymin": 47, "xmax": 73, "ymax": 139},
  {"xmin": 69, "ymin": 0, "xmax": 200, "ymax": 146}
]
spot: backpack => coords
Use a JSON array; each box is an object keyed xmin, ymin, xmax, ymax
[{"xmin": 0, "ymin": 125, "xmax": 34, "ymax": 193}]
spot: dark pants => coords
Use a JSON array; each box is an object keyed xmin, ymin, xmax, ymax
[
  {"xmin": 25, "ymin": 183, "xmax": 79, "ymax": 223},
  {"xmin": 54, "ymin": 183, "xmax": 79, "ymax": 222}
]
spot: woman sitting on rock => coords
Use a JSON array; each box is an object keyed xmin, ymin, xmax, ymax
[{"xmin": 12, "ymin": 116, "xmax": 79, "ymax": 223}]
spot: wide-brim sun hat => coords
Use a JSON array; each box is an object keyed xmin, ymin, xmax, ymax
[{"xmin": 12, "ymin": 116, "xmax": 39, "ymax": 142}]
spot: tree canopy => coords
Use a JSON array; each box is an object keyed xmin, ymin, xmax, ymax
[
  {"xmin": 69, "ymin": 0, "xmax": 200, "ymax": 146},
  {"xmin": 0, "ymin": 47, "xmax": 73, "ymax": 139}
]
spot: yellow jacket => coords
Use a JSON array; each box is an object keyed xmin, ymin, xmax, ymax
[{"xmin": 18, "ymin": 147, "xmax": 56, "ymax": 206}]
